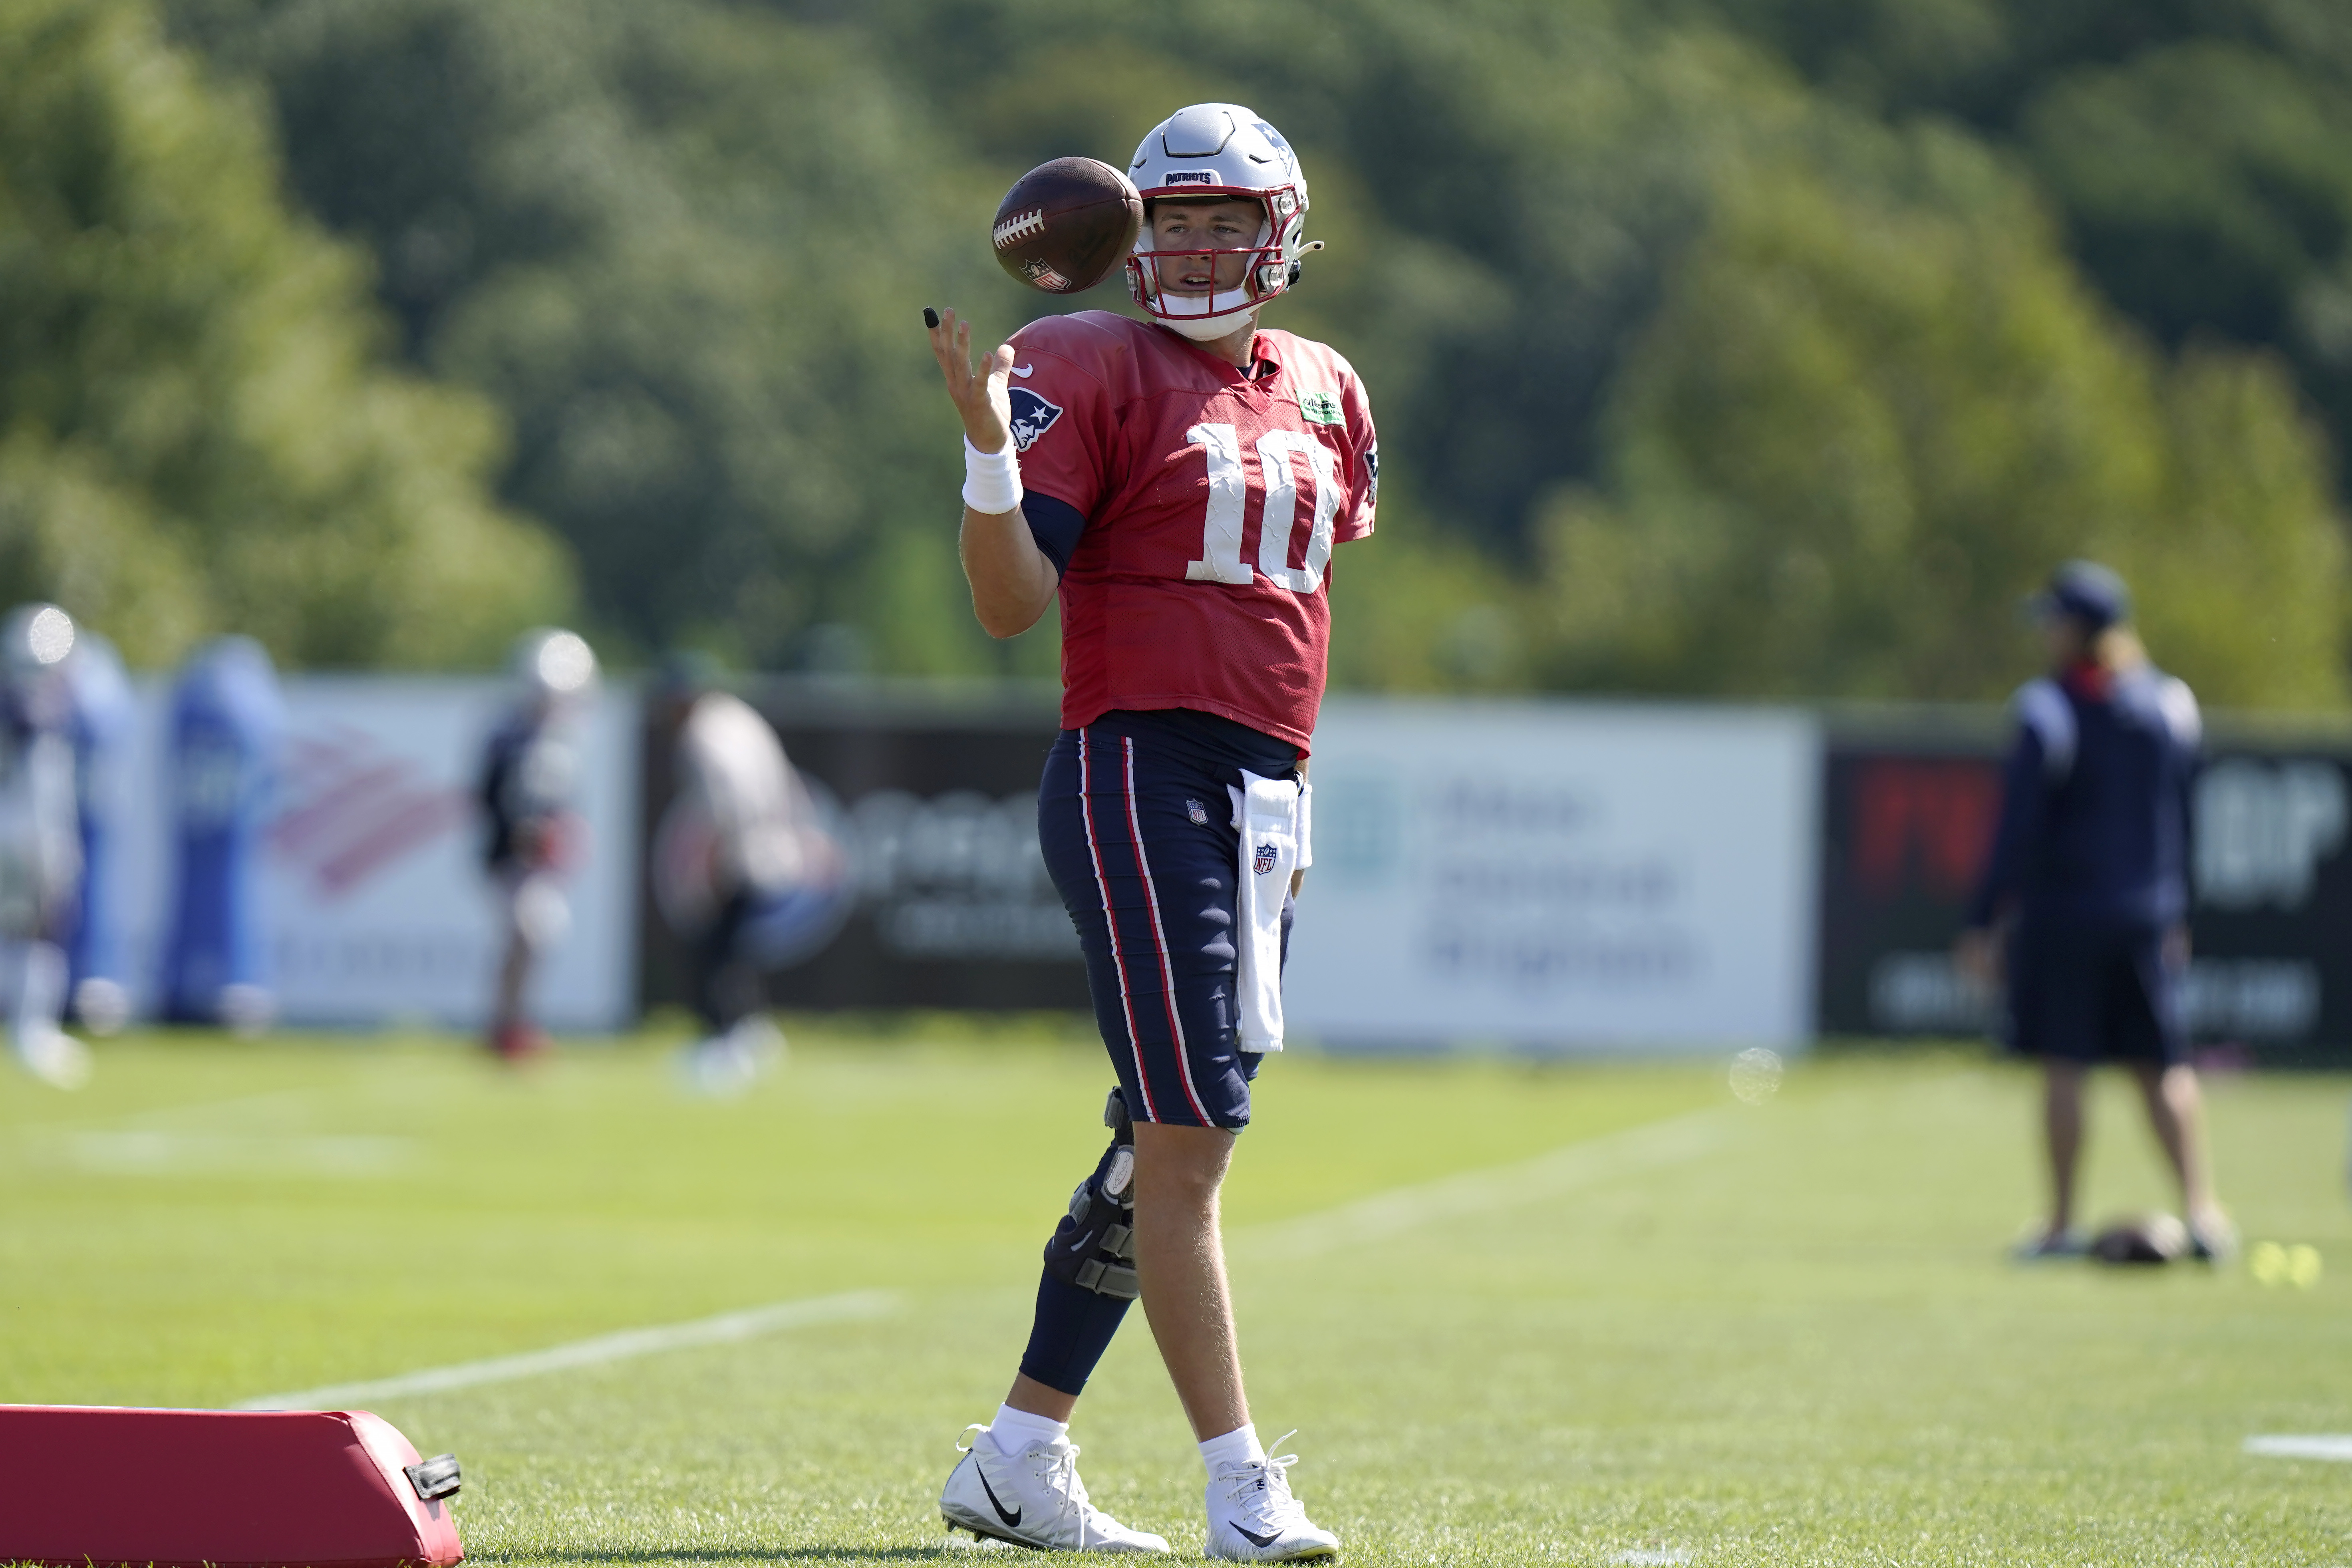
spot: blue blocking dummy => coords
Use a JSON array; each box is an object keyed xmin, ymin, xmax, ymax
[
  {"xmin": 62, "ymin": 633, "xmax": 135, "ymax": 1030},
  {"xmin": 160, "ymin": 638, "xmax": 284, "ymax": 1028}
]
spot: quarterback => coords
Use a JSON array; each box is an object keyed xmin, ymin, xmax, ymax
[{"xmin": 925, "ymin": 105, "xmax": 1375, "ymax": 1559}]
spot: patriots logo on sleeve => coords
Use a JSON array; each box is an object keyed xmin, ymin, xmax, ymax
[
  {"xmin": 1365, "ymin": 440, "xmax": 1379, "ymax": 503},
  {"xmin": 1007, "ymin": 387, "xmax": 1065, "ymax": 452}
]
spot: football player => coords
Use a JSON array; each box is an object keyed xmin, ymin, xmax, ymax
[
  {"xmin": 925, "ymin": 105, "xmax": 1373, "ymax": 1560},
  {"xmin": 650, "ymin": 659, "xmax": 836, "ymax": 1093},
  {"xmin": 0, "ymin": 604, "xmax": 90, "ymax": 1088},
  {"xmin": 477, "ymin": 628, "xmax": 598, "ymax": 1061}
]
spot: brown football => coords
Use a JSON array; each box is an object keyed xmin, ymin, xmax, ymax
[{"xmin": 992, "ymin": 157, "xmax": 1142, "ymax": 294}]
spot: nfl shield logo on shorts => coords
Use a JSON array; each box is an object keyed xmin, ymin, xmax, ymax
[
  {"xmin": 1186, "ymin": 798, "xmax": 1209, "ymax": 826},
  {"xmin": 1253, "ymin": 843, "xmax": 1279, "ymax": 876}
]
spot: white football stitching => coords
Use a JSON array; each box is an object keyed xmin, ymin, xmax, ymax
[{"xmin": 992, "ymin": 209, "xmax": 1045, "ymax": 249}]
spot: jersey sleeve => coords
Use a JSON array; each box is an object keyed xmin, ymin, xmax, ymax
[
  {"xmin": 1005, "ymin": 320, "xmax": 1118, "ymax": 521},
  {"xmin": 1335, "ymin": 363, "xmax": 1377, "ymax": 543},
  {"xmin": 1967, "ymin": 718, "xmax": 2051, "ymax": 930}
]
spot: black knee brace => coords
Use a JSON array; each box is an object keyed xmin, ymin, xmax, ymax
[{"xmin": 1042, "ymin": 1087, "xmax": 1139, "ymax": 1299}]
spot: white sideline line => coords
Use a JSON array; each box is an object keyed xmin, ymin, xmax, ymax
[
  {"xmin": 2246, "ymin": 1435, "xmax": 2352, "ymax": 1462},
  {"xmin": 1236, "ymin": 1106, "xmax": 1730, "ymax": 1259},
  {"xmin": 238, "ymin": 1288, "xmax": 901, "ymax": 1411}
]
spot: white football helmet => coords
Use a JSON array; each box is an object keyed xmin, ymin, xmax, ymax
[
  {"xmin": 510, "ymin": 626, "xmax": 599, "ymax": 702},
  {"xmin": 0, "ymin": 603, "xmax": 74, "ymax": 677},
  {"xmin": 1125, "ymin": 104, "xmax": 1312, "ymax": 338}
]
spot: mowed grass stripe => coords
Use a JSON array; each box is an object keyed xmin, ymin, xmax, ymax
[
  {"xmin": 1238, "ymin": 1105, "xmax": 1733, "ymax": 1258},
  {"xmin": 234, "ymin": 1100, "xmax": 1730, "ymax": 1413},
  {"xmin": 237, "ymin": 1289, "xmax": 902, "ymax": 1411}
]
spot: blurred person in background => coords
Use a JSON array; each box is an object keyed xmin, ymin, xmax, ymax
[
  {"xmin": 651, "ymin": 660, "xmax": 843, "ymax": 1093},
  {"xmin": 1956, "ymin": 561, "xmax": 2229, "ymax": 1261},
  {"xmin": 0, "ymin": 604, "xmax": 91, "ymax": 1088},
  {"xmin": 478, "ymin": 627, "xmax": 598, "ymax": 1061},
  {"xmin": 62, "ymin": 628, "xmax": 135, "ymax": 1036}
]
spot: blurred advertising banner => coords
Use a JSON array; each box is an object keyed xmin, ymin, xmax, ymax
[
  {"xmin": 1818, "ymin": 722, "xmax": 2352, "ymax": 1056},
  {"xmin": 638, "ymin": 681, "xmax": 1088, "ymax": 1013},
  {"xmin": 102, "ymin": 679, "xmax": 641, "ymax": 1030},
  {"xmin": 1283, "ymin": 700, "xmax": 1822, "ymax": 1051}
]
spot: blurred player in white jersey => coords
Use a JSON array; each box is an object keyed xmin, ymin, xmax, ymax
[{"xmin": 652, "ymin": 664, "xmax": 843, "ymax": 1093}]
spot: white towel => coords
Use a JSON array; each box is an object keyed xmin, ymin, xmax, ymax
[{"xmin": 1227, "ymin": 771, "xmax": 1311, "ymax": 1053}]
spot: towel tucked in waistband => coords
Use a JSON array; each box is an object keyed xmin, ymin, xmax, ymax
[{"xmin": 1226, "ymin": 770, "xmax": 1311, "ymax": 1052}]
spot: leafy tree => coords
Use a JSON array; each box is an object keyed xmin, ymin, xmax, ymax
[
  {"xmin": 171, "ymin": 0, "xmax": 1032, "ymax": 675},
  {"xmin": 0, "ymin": 0, "xmax": 567, "ymax": 668},
  {"xmin": 159, "ymin": 0, "xmax": 2352, "ymax": 703},
  {"xmin": 1694, "ymin": 0, "xmax": 2352, "ymax": 515},
  {"xmin": 1535, "ymin": 125, "xmax": 2345, "ymax": 707},
  {"xmin": 2018, "ymin": 41, "xmax": 2352, "ymax": 467}
]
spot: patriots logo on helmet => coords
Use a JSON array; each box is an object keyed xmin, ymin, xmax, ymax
[
  {"xmin": 1007, "ymin": 388, "xmax": 1065, "ymax": 452},
  {"xmin": 1253, "ymin": 843, "xmax": 1279, "ymax": 876}
]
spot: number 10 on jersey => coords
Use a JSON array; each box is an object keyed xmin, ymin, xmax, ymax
[{"xmin": 1183, "ymin": 423, "xmax": 1340, "ymax": 594}]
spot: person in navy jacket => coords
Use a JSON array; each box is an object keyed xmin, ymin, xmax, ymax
[{"xmin": 1957, "ymin": 562, "xmax": 2231, "ymax": 1260}]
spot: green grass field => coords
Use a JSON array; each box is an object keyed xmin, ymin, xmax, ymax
[{"xmin": 4, "ymin": 1025, "xmax": 2351, "ymax": 1566}]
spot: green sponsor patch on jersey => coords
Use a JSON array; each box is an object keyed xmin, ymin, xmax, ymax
[{"xmin": 1297, "ymin": 389, "xmax": 1343, "ymax": 425}]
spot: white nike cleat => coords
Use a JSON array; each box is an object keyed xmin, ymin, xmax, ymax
[
  {"xmin": 1205, "ymin": 1434, "xmax": 1340, "ymax": 1561},
  {"xmin": 940, "ymin": 1423, "xmax": 1170, "ymax": 1553}
]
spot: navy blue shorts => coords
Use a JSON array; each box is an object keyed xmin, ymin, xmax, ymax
[
  {"xmin": 1038, "ymin": 719, "xmax": 1294, "ymax": 1129},
  {"xmin": 2006, "ymin": 918, "xmax": 2188, "ymax": 1066}
]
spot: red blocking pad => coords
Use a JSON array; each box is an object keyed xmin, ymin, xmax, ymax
[{"xmin": 0, "ymin": 1405, "xmax": 464, "ymax": 1568}]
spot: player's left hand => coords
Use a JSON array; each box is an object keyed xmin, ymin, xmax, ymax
[{"xmin": 925, "ymin": 307, "xmax": 1014, "ymax": 456}]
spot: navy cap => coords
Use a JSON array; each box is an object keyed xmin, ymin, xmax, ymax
[{"xmin": 2029, "ymin": 560, "xmax": 2130, "ymax": 632}]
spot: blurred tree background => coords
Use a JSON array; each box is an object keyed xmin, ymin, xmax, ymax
[
  {"xmin": 4, "ymin": 0, "xmax": 2344, "ymax": 703},
  {"xmin": 0, "ymin": 0, "xmax": 567, "ymax": 668}
]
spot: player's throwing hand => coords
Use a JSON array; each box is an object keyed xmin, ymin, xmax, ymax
[{"xmin": 924, "ymin": 307, "xmax": 1014, "ymax": 457}]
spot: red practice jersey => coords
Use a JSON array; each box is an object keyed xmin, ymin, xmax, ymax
[{"xmin": 1005, "ymin": 311, "xmax": 1378, "ymax": 753}]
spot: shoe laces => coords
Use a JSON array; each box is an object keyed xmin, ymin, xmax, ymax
[
  {"xmin": 1035, "ymin": 1438, "xmax": 1110, "ymax": 1548},
  {"xmin": 1214, "ymin": 1431, "xmax": 1307, "ymax": 1529}
]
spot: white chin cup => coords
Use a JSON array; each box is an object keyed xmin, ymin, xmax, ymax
[{"xmin": 1158, "ymin": 290, "xmax": 1258, "ymax": 340}]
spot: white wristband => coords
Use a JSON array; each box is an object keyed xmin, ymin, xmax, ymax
[{"xmin": 962, "ymin": 436, "xmax": 1024, "ymax": 515}]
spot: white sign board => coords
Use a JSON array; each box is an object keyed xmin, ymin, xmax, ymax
[
  {"xmin": 102, "ymin": 678, "xmax": 640, "ymax": 1031},
  {"xmin": 1285, "ymin": 699, "xmax": 1820, "ymax": 1051}
]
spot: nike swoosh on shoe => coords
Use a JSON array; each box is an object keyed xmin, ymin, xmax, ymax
[
  {"xmin": 977, "ymin": 1465, "xmax": 1022, "ymax": 1528},
  {"xmin": 1233, "ymin": 1524, "xmax": 1282, "ymax": 1549}
]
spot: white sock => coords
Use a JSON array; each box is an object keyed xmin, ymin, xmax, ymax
[
  {"xmin": 989, "ymin": 1403, "xmax": 1068, "ymax": 1455},
  {"xmin": 1198, "ymin": 1422, "xmax": 1265, "ymax": 1477}
]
